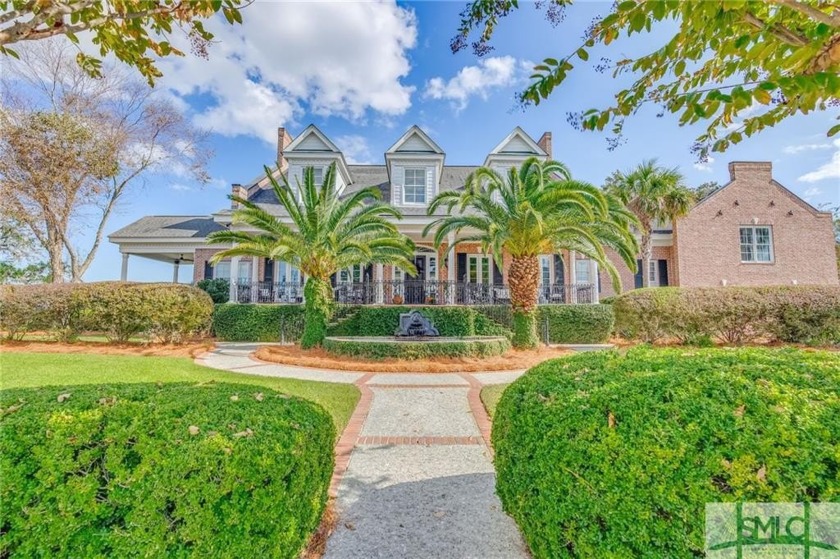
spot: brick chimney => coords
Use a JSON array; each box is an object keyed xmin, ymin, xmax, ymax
[
  {"xmin": 277, "ymin": 127, "xmax": 294, "ymax": 172},
  {"xmin": 231, "ymin": 183, "xmax": 247, "ymax": 209},
  {"xmin": 537, "ymin": 131, "xmax": 552, "ymax": 159},
  {"xmin": 728, "ymin": 161, "xmax": 772, "ymax": 182}
]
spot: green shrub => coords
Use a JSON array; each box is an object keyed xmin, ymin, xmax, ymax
[
  {"xmin": 613, "ymin": 286, "xmax": 840, "ymax": 345},
  {"xmin": 323, "ymin": 336, "xmax": 510, "ymax": 360},
  {"xmin": 494, "ymin": 347, "xmax": 840, "ymax": 558},
  {"xmin": 0, "ymin": 382, "xmax": 335, "ymax": 558},
  {"xmin": 326, "ymin": 306, "xmax": 480, "ymax": 337},
  {"xmin": 537, "ymin": 304, "xmax": 614, "ymax": 344},
  {"xmin": 0, "ymin": 283, "xmax": 213, "ymax": 343},
  {"xmin": 212, "ymin": 304, "xmax": 305, "ymax": 342},
  {"xmin": 196, "ymin": 278, "xmax": 230, "ymax": 304},
  {"xmin": 511, "ymin": 310, "xmax": 538, "ymax": 348},
  {"xmin": 301, "ymin": 278, "xmax": 332, "ymax": 349}
]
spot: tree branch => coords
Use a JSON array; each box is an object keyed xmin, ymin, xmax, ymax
[{"xmin": 769, "ymin": 0, "xmax": 840, "ymax": 28}]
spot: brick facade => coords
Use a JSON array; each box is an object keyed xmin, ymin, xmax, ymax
[{"xmin": 675, "ymin": 162, "xmax": 838, "ymax": 287}]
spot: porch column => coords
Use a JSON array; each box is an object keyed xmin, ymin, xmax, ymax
[
  {"xmin": 172, "ymin": 260, "xmax": 180, "ymax": 284},
  {"xmin": 374, "ymin": 263, "xmax": 384, "ymax": 304},
  {"xmin": 447, "ymin": 232, "xmax": 456, "ymax": 304},
  {"xmin": 229, "ymin": 256, "xmax": 240, "ymax": 302},
  {"xmin": 120, "ymin": 253, "xmax": 129, "ymax": 282},
  {"xmin": 588, "ymin": 259, "xmax": 599, "ymax": 303},
  {"xmin": 251, "ymin": 258, "xmax": 260, "ymax": 302},
  {"xmin": 569, "ymin": 250, "xmax": 578, "ymax": 304}
]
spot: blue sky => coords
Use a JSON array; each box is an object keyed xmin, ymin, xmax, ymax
[{"xmin": 90, "ymin": 1, "xmax": 839, "ymax": 282}]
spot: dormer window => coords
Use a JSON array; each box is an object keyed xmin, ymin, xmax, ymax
[
  {"xmin": 404, "ymin": 168, "xmax": 426, "ymax": 204},
  {"xmin": 310, "ymin": 166, "xmax": 324, "ymax": 186}
]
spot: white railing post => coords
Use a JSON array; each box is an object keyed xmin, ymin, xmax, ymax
[
  {"xmin": 589, "ymin": 260, "xmax": 599, "ymax": 303},
  {"xmin": 251, "ymin": 258, "xmax": 259, "ymax": 303},
  {"xmin": 375, "ymin": 263, "xmax": 384, "ymax": 304},
  {"xmin": 447, "ymin": 232, "xmax": 456, "ymax": 305},
  {"xmin": 569, "ymin": 250, "xmax": 578, "ymax": 304}
]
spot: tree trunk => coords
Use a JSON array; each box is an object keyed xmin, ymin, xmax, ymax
[
  {"xmin": 641, "ymin": 232, "xmax": 652, "ymax": 288},
  {"xmin": 508, "ymin": 255, "xmax": 540, "ymax": 348},
  {"xmin": 47, "ymin": 238, "xmax": 64, "ymax": 283},
  {"xmin": 301, "ymin": 276, "xmax": 333, "ymax": 349}
]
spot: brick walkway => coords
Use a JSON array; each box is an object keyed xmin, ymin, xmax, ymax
[{"xmin": 200, "ymin": 344, "xmax": 528, "ymax": 559}]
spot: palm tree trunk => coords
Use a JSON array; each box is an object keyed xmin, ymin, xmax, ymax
[
  {"xmin": 508, "ymin": 255, "xmax": 540, "ymax": 348},
  {"xmin": 641, "ymin": 232, "xmax": 652, "ymax": 288},
  {"xmin": 301, "ymin": 276, "xmax": 333, "ymax": 349}
]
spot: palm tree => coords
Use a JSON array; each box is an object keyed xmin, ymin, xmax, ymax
[
  {"xmin": 208, "ymin": 163, "xmax": 416, "ymax": 348},
  {"xmin": 424, "ymin": 157, "xmax": 639, "ymax": 348},
  {"xmin": 605, "ymin": 160, "xmax": 695, "ymax": 287}
]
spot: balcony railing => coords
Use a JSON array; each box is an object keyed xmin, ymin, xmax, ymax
[{"xmin": 231, "ymin": 280, "xmax": 595, "ymax": 305}]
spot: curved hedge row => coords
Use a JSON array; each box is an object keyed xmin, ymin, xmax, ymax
[
  {"xmin": 0, "ymin": 282, "xmax": 213, "ymax": 343},
  {"xmin": 613, "ymin": 285, "xmax": 840, "ymax": 345},
  {"xmin": 493, "ymin": 347, "xmax": 840, "ymax": 557},
  {"xmin": 323, "ymin": 336, "xmax": 510, "ymax": 360},
  {"xmin": 0, "ymin": 383, "xmax": 335, "ymax": 558},
  {"xmin": 212, "ymin": 303, "xmax": 305, "ymax": 342}
]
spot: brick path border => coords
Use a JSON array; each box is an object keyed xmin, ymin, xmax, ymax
[
  {"xmin": 329, "ymin": 373, "xmax": 375, "ymax": 498},
  {"xmin": 459, "ymin": 373, "xmax": 494, "ymax": 451}
]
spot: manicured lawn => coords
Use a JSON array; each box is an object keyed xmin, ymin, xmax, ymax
[
  {"xmin": 481, "ymin": 383, "xmax": 508, "ymax": 418},
  {"xmin": 0, "ymin": 352, "xmax": 359, "ymax": 432}
]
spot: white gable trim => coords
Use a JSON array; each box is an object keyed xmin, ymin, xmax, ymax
[
  {"xmin": 285, "ymin": 124, "xmax": 342, "ymax": 153},
  {"xmin": 386, "ymin": 125, "xmax": 445, "ymax": 155},
  {"xmin": 484, "ymin": 127, "xmax": 546, "ymax": 166}
]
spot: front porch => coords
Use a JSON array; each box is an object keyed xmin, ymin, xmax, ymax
[{"xmin": 230, "ymin": 280, "xmax": 596, "ymax": 305}]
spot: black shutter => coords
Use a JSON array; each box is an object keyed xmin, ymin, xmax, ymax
[
  {"xmin": 264, "ymin": 259, "xmax": 274, "ymax": 283},
  {"xmin": 492, "ymin": 259, "xmax": 503, "ymax": 284},
  {"xmin": 330, "ymin": 273, "xmax": 337, "ymax": 287},
  {"xmin": 634, "ymin": 259, "xmax": 643, "ymax": 289},
  {"xmin": 364, "ymin": 264, "xmax": 373, "ymax": 282},
  {"xmin": 553, "ymin": 254, "xmax": 564, "ymax": 285},
  {"xmin": 658, "ymin": 260, "xmax": 669, "ymax": 287},
  {"xmin": 203, "ymin": 261, "xmax": 212, "ymax": 280},
  {"xmin": 457, "ymin": 253, "xmax": 467, "ymax": 282}
]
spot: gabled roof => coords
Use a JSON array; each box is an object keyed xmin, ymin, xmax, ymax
[
  {"xmin": 385, "ymin": 125, "xmax": 445, "ymax": 155},
  {"xmin": 284, "ymin": 124, "xmax": 342, "ymax": 153},
  {"xmin": 108, "ymin": 216, "xmax": 223, "ymax": 239},
  {"xmin": 487, "ymin": 126, "xmax": 546, "ymax": 159}
]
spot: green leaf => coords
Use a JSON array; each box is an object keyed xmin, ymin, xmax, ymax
[
  {"xmin": 828, "ymin": 124, "xmax": 840, "ymax": 137},
  {"xmin": 576, "ymin": 49, "xmax": 589, "ymax": 62}
]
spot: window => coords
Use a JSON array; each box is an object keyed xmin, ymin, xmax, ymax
[
  {"xmin": 310, "ymin": 166, "xmax": 324, "ymax": 185},
  {"xmin": 575, "ymin": 259, "xmax": 591, "ymax": 283},
  {"xmin": 649, "ymin": 260, "xmax": 658, "ymax": 286},
  {"xmin": 403, "ymin": 168, "xmax": 426, "ymax": 204},
  {"xmin": 237, "ymin": 261, "xmax": 251, "ymax": 281},
  {"xmin": 539, "ymin": 255, "xmax": 551, "ymax": 286},
  {"xmin": 339, "ymin": 264, "xmax": 364, "ymax": 283},
  {"xmin": 428, "ymin": 256, "xmax": 437, "ymax": 281},
  {"xmin": 740, "ymin": 226, "xmax": 773, "ymax": 262},
  {"xmin": 213, "ymin": 261, "xmax": 231, "ymax": 280}
]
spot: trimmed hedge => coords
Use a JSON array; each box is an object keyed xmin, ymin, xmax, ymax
[
  {"xmin": 494, "ymin": 347, "xmax": 840, "ymax": 558},
  {"xmin": 326, "ymin": 306, "xmax": 479, "ymax": 337},
  {"xmin": 323, "ymin": 336, "xmax": 510, "ymax": 360},
  {"xmin": 0, "ymin": 383, "xmax": 335, "ymax": 558},
  {"xmin": 196, "ymin": 278, "xmax": 230, "ymax": 304},
  {"xmin": 613, "ymin": 285, "xmax": 840, "ymax": 345},
  {"xmin": 212, "ymin": 304, "xmax": 305, "ymax": 342},
  {"xmin": 0, "ymin": 282, "xmax": 213, "ymax": 343},
  {"xmin": 538, "ymin": 305, "xmax": 614, "ymax": 344}
]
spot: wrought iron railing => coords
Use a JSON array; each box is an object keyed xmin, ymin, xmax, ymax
[{"xmin": 230, "ymin": 280, "xmax": 595, "ymax": 305}]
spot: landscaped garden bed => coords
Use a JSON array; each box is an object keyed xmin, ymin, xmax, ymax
[
  {"xmin": 492, "ymin": 346, "xmax": 840, "ymax": 558},
  {"xmin": 254, "ymin": 344, "xmax": 572, "ymax": 373},
  {"xmin": 323, "ymin": 335, "xmax": 510, "ymax": 360}
]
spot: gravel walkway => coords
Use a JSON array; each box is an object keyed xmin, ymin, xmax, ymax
[{"xmin": 199, "ymin": 344, "xmax": 529, "ymax": 559}]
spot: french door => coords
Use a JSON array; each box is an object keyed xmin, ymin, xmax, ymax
[{"xmin": 467, "ymin": 255, "xmax": 492, "ymax": 284}]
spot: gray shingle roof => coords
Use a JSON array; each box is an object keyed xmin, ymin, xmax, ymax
[
  {"xmin": 247, "ymin": 164, "xmax": 479, "ymax": 216},
  {"xmin": 109, "ymin": 216, "xmax": 223, "ymax": 239}
]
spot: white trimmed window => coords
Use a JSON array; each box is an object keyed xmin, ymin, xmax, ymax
[
  {"xmin": 213, "ymin": 261, "xmax": 231, "ymax": 280},
  {"xmin": 403, "ymin": 168, "xmax": 426, "ymax": 204},
  {"xmin": 310, "ymin": 166, "xmax": 324, "ymax": 185},
  {"xmin": 740, "ymin": 226, "xmax": 773, "ymax": 263},
  {"xmin": 575, "ymin": 259, "xmax": 591, "ymax": 283},
  {"xmin": 539, "ymin": 255, "xmax": 551, "ymax": 286}
]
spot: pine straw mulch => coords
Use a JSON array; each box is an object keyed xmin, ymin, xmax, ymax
[
  {"xmin": 253, "ymin": 344, "xmax": 573, "ymax": 373},
  {"xmin": 0, "ymin": 340, "xmax": 215, "ymax": 358}
]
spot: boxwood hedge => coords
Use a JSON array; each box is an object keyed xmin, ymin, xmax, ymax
[
  {"xmin": 326, "ymin": 306, "xmax": 480, "ymax": 337},
  {"xmin": 323, "ymin": 335, "xmax": 511, "ymax": 360},
  {"xmin": 493, "ymin": 347, "xmax": 840, "ymax": 558},
  {"xmin": 537, "ymin": 304, "xmax": 614, "ymax": 344},
  {"xmin": 0, "ymin": 383, "xmax": 334, "ymax": 558},
  {"xmin": 212, "ymin": 304, "xmax": 305, "ymax": 342}
]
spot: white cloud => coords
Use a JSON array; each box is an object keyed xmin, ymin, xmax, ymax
[
  {"xmin": 783, "ymin": 142, "xmax": 832, "ymax": 155},
  {"xmin": 424, "ymin": 56, "xmax": 530, "ymax": 110},
  {"xmin": 335, "ymin": 135, "xmax": 374, "ymax": 164},
  {"xmin": 171, "ymin": 183, "xmax": 194, "ymax": 192},
  {"xmin": 693, "ymin": 155, "xmax": 715, "ymax": 172},
  {"xmin": 155, "ymin": 2, "xmax": 418, "ymax": 143},
  {"xmin": 798, "ymin": 139, "xmax": 840, "ymax": 183},
  {"xmin": 802, "ymin": 186, "xmax": 823, "ymax": 200}
]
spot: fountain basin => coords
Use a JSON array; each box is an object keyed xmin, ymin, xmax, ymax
[{"xmin": 323, "ymin": 336, "xmax": 510, "ymax": 360}]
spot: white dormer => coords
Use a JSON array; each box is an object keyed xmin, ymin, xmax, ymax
[
  {"xmin": 385, "ymin": 125, "xmax": 445, "ymax": 207},
  {"xmin": 283, "ymin": 125, "xmax": 352, "ymax": 195},
  {"xmin": 483, "ymin": 127, "xmax": 548, "ymax": 172}
]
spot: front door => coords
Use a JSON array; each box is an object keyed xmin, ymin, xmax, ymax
[
  {"xmin": 405, "ymin": 255, "xmax": 427, "ymax": 304},
  {"xmin": 465, "ymin": 255, "xmax": 492, "ymax": 303}
]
